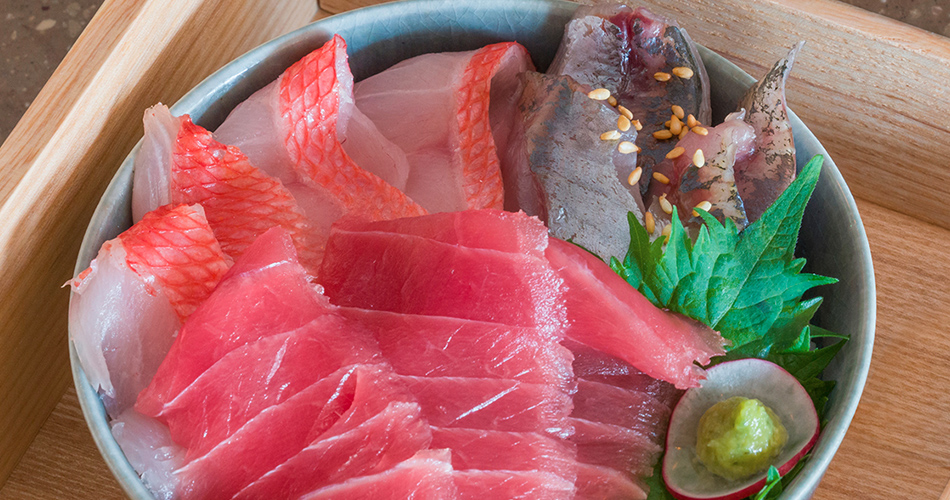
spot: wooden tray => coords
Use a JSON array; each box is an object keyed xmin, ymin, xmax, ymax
[{"xmin": 1, "ymin": 0, "xmax": 948, "ymax": 498}]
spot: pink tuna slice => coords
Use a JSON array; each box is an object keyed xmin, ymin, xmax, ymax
[
  {"xmin": 342, "ymin": 308, "xmax": 573, "ymax": 387},
  {"xmin": 298, "ymin": 449, "xmax": 459, "ymax": 500},
  {"xmin": 233, "ymin": 401, "xmax": 432, "ymax": 500},
  {"xmin": 650, "ymin": 110, "xmax": 755, "ymax": 231},
  {"xmin": 452, "ymin": 469, "xmax": 576, "ymax": 500},
  {"xmin": 570, "ymin": 418, "xmax": 661, "ymax": 477},
  {"xmin": 575, "ymin": 463, "xmax": 648, "ymax": 500},
  {"xmin": 132, "ymin": 104, "xmax": 327, "ymax": 271},
  {"xmin": 135, "ymin": 227, "xmax": 332, "ymax": 417},
  {"xmin": 174, "ymin": 363, "xmax": 415, "ymax": 500},
  {"xmin": 215, "ymin": 34, "xmax": 425, "ymax": 222},
  {"xmin": 545, "ymin": 238, "xmax": 726, "ymax": 389},
  {"xmin": 431, "ymin": 427, "xmax": 577, "ymax": 478},
  {"xmin": 355, "ymin": 42, "xmax": 533, "ymax": 213},
  {"xmin": 69, "ymin": 204, "xmax": 230, "ymax": 417},
  {"xmin": 155, "ymin": 314, "xmax": 383, "ymax": 460}
]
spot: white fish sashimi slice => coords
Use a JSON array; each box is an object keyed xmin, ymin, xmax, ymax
[
  {"xmin": 110, "ymin": 409, "xmax": 185, "ymax": 500},
  {"xmin": 132, "ymin": 105, "xmax": 177, "ymax": 222},
  {"xmin": 69, "ymin": 204, "xmax": 231, "ymax": 418}
]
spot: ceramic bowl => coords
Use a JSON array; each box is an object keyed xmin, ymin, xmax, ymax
[{"xmin": 70, "ymin": 1, "xmax": 875, "ymax": 498}]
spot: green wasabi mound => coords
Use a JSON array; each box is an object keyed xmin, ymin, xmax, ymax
[{"xmin": 695, "ymin": 396, "xmax": 788, "ymax": 480}]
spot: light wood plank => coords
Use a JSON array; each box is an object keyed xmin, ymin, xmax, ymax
[{"xmin": 0, "ymin": 0, "xmax": 315, "ymax": 486}]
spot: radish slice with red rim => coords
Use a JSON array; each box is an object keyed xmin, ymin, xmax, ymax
[{"xmin": 663, "ymin": 358, "xmax": 820, "ymax": 500}]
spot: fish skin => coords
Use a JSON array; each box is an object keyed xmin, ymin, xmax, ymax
[
  {"xmin": 735, "ymin": 42, "xmax": 803, "ymax": 223},
  {"xmin": 517, "ymin": 71, "xmax": 644, "ymax": 261},
  {"xmin": 279, "ymin": 35, "xmax": 426, "ymax": 220},
  {"xmin": 549, "ymin": 4, "xmax": 711, "ymax": 196}
]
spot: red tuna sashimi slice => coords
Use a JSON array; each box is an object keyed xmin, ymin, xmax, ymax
[
  {"xmin": 298, "ymin": 449, "xmax": 458, "ymax": 500},
  {"xmin": 233, "ymin": 402, "xmax": 431, "ymax": 500},
  {"xmin": 69, "ymin": 204, "xmax": 230, "ymax": 417},
  {"xmin": 567, "ymin": 340, "xmax": 682, "ymax": 405},
  {"xmin": 342, "ymin": 308, "xmax": 573, "ymax": 386},
  {"xmin": 132, "ymin": 104, "xmax": 329, "ymax": 270},
  {"xmin": 572, "ymin": 379, "xmax": 672, "ymax": 441},
  {"xmin": 431, "ymin": 427, "xmax": 576, "ymax": 478},
  {"xmin": 575, "ymin": 463, "xmax": 647, "ymax": 500},
  {"xmin": 344, "ymin": 209, "xmax": 549, "ymax": 256},
  {"xmin": 156, "ymin": 314, "xmax": 382, "ymax": 459},
  {"xmin": 110, "ymin": 409, "xmax": 185, "ymax": 500},
  {"xmin": 571, "ymin": 418, "xmax": 661, "ymax": 477},
  {"xmin": 650, "ymin": 110, "xmax": 755, "ymax": 231},
  {"xmin": 321, "ymin": 226, "xmax": 563, "ymax": 330},
  {"xmin": 453, "ymin": 470, "xmax": 575, "ymax": 500},
  {"xmin": 216, "ymin": 34, "xmax": 424, "ymax": 221},
  {"xmin": 355, "ymin": 42, "xmax": 533, "ymax": 212},
  {"xmin": 734, "ymin": 43, "xmax": 803, "ymax": 223},
  {"xmin": 545, "ymin": 238, "xmax": 725, "ymax": 389},
  {"xmin": 136, "ymin": 227, "xmax": 331, "ymax": 416},
  {"xmin": 176, "ymin": 364, "xmax": 413, "ymax": 500},
  {"xmin": 396, "ymin": 375, "xmax": 572, "ymax": 436}
]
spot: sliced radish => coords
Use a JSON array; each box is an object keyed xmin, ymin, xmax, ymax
[{"xmin": 663, "ymin": 359, "xmax": 819, "ymax": 500}]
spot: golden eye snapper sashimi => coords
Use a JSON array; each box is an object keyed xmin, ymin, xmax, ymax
[{"xmin": 69, "ymin": 5, "xmax": 835, "ymax": 500}]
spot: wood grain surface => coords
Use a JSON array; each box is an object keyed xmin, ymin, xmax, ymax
[
  {"xmin": 0, "ymin": 0, "xmax": 315, "ymax": 487},
  {"xmin": 2, "ymin": 0, "xmax": 949, "ymax": 498}
]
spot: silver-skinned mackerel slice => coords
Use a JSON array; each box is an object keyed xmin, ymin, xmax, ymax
[
  {"xmin": 735, "ymin": 42, "xmax": 804, "ymax": 224},
  {"xmin": 505, "ymin": 71, "xmax": 645, "ymax": 261},
  {"xmin": 549, "ymin": 4, "xmax": 711, "ymax": 196}
]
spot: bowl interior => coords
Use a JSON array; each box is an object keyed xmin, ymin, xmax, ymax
[{"xmin": 70, "ymin": 1, "xmax": 875, "ymax": 498}]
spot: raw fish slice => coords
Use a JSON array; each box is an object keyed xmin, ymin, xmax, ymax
[
  {"xmin": 396, "ymin": 375, "xmax": 572, "ymax": 435},
  {"xmin": 571, "ymin": 418, "xmax": 661, "ymax": 476},
  {"xmin": 575, "ymin": 463, "xmax": 648, "ymax": 500},
  {"xmin": 343, "ymin": 308, "xmax": 573, "ymax": 386},
  {"xmin": 355, "ymin": 42, "xmax": 533, "ymax": 212},
  {"xmin": 650, "ymin": 110, "xmax": 755, "ymax": 230},
  {"xmin": 346, "ymin": 209, "xmax": 548, "ymax": 256},
  {"xmin": 321, "ymin": 227, "xmax": 563, "ymax": 330},
  {"xmin": 133, "ymin": 104, "xmax": 324, "ymax": 269},
  {"xmin": 136, "ymin": 227, "xmax": 331, "ymax": 416},
  {"xmin": 157, "ymin": 314, "xmax": 382, "ymax": 459},
  {"xmin": 173, "ymin": 365, "xmax": 361, "ymax": 500},
  {"xmin": 509, "ymin": 71, "xmax": 644, "ymax": 260},
  {"xmin": 567, "ymin": 341, "xmax": 682, "ymax": 405},
  {"xmin": 431, "ymin": 427, "xmax": 576, "ymax": 478},
  {"xmin": 734, "ymin": 43, "xmax": 803, "ymax": 223},
  {"xmin": 545, "ymin": 238, "xmax": 725, "ymax": 389},
  {"xmin": 298, "ymin": 449, "xmax": 458, "ymax": 500},
  {"xmin": 572, "ymin": 380, "xmax": 671, "ymax": 442},
  {"xmin": 549, "ymin": 4, "xmax": 710, "ymax": 195},
  {"xmin": 233, "ymin": 402, "xmax": 431, "ymax": 500},
  {"xmin": 69, "ymin": 204, "xmax": 230, "ymax": 417},
  {"xmin": 110, "ymin": 409, "xmax": 184, "ymax": 500},
  {"xmin": 453, "ymin": 470, "xmax": 575, "ymax": 500}
]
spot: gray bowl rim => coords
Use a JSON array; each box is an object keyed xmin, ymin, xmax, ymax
[{"xmin": 69, "ymin": 0, "xmax": 876, "ymax": 498}]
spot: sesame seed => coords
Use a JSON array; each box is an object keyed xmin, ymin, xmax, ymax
[
  {"xmin": 653, "ymin": 172, "xmax": 671, "ymax": 184},
  {"xmin": 645, "ymin": 212, "xmax": 656, "ymax": 234},
  {"xmin": 618, "ymin": 141, "xmax": 637, "ymax": 154},
  {"xmin": 618, "ymin": 105, "xmax": 634, "ymax": 120},
  {"xmin": 601, "ymin": 130, "xmax": 622, "ymax": 141},
  {"xmin": 653, "ymin": 130, "xmax": 673, "ymax": 140},
  {"xmin": 671, "ymin": 105, "xmax": 685, "ymax": 119},
  {"xmin": 654, "ymin": 72, "xmax": 671, "ymax": 82},
  {"xmin": 659, "ymin": 195, "xmax": 673, "ymax": 214},
  {"xmin": 672, "ymin": 66, "xmax": 694, "ymax": 79},
  {"xmin": 588, "ymin": 88, "xmax": 611, "ymax": 100},
  {"xmin": 687, "ymin": 114, "xmax": 699, "ymax": 128},
  {"xmin": 692, "ymin": 200, "xmax": 713, "ymax": 217},
  {"xmin": 678, "ymin": 128, "xmax": 689, "ymax": 140},
  {"xmin": 670, "ymin": 120, "xmax": 683, "ymax": 136},
  {"xmin": 692, "ymin": 126, "xmax": 708, "ymax": 136},
  {"xmin": 632, "ymin": 119, "xmax": 643, "ymax": 131},
  {"xmin": 664, "ymin": 120, "xmax": 672, "ymax": 128},
  {"xmin": 693, "ymin": 149, "xmax": 706, "ymax": 167},
  {"xmin": 627, "ymin": 167, "xmax": 643, "ymax": 185},
  {"xmin": 608, "ymin": 96, "xmax": 618, "ymax": 107},
  {"xmin": 618, "ymin": 115, "xmax": 631, "ymax": 132},
  {"xmin": 666, "ymin": 147, "xmax": 685, "ymax": 159},
  {"xmin": 661, "ymin": 224, "xmax": 672, "ymax": 243}
]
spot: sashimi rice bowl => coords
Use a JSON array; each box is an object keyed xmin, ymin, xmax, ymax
[{"xmin": 69, "ymin": 1, "xmax": 874, "ymax": 499}]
